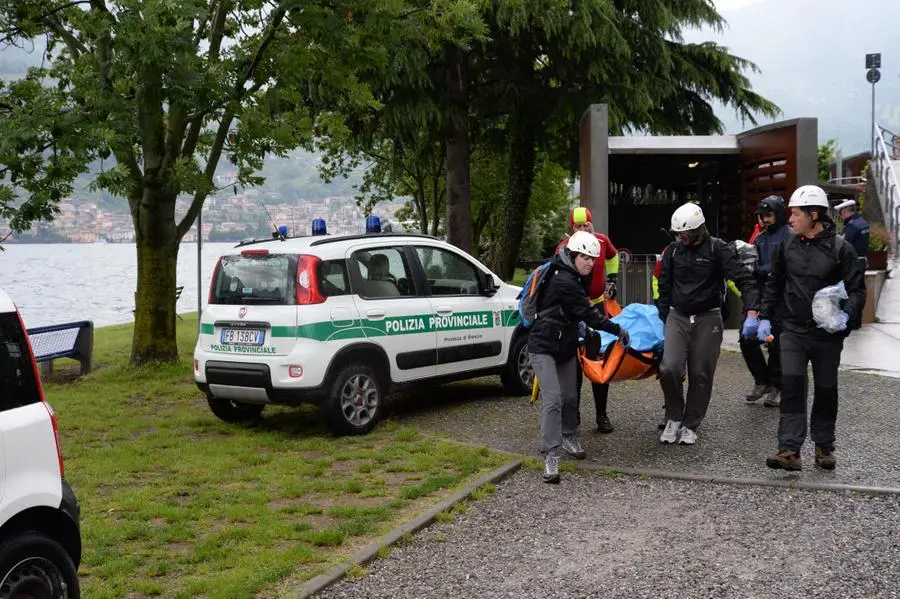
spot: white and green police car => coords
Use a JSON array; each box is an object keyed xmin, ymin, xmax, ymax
[{"xmin": 193, "ymin": 231, "xmax": 533, "ymax": 435}]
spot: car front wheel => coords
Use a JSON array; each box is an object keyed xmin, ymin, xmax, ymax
[
  {"xmin": 323, "ymin": 363, "xmax": 383, "ymax": 436},
  {"xmin": 0, "ymin": 531, "xmax": 80, "ymax": 599},
  {"xmin": 501, "ymin": 334, "xmax": 533, "ymax": 396}
]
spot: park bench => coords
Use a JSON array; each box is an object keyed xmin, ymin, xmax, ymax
[{"xmin": 26, "ymin": 321, "xmax": 94, "ymax": 377}]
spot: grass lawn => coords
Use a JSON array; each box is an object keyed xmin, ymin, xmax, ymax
[
  {"xmin": 507, "ymin": 268, "xmax": 528, "ymax": 286},
  {"xmin": 46, "ymin": 315, "xmax": 507, "ymax": 598}
]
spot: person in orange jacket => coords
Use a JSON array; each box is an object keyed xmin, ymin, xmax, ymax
[{"xmin": 555, "ymin": 206, "xmax": 620, "ymax": 433}]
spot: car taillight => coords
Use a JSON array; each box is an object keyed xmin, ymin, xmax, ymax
[
  {"xmin": 18, "ymin": 310, "xmax": 64, "ymax": 477},
  {"xmin": 208, "ymin": 258, "xmax": 222, "ymax": 304},
  {"xmin": 296, "ymin": 255, "xmax": 326, "ymax": 305}
]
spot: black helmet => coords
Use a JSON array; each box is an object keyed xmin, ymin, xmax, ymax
[{"xmin": 756, "ymin": 195, "xmax": 787, "ymax": 230}]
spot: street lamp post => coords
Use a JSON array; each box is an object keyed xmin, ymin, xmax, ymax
[{"xmin": 866, "ymin": 53, "xmax": 881, "ymax": 156}]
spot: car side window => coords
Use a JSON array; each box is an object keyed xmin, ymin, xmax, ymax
[
  {"xmin": 351, "ymin": 248, "xmax": 415, "ymax": 299},
  {"xmin": 0, "ymin": 312, "xmax": 41, "ymax": 412},
  {"xmin": 317, "ymin": 259, "xmax": 350, "ymax": 297},
  {"xmin": 416, "ymin": 247, "xmax": 481, "ymax": 296}
]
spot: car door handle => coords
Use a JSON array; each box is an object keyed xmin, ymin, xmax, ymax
[
  {"xmin": 366, "ymin": 309, "xmax": 385, "ymax": 319},
  {"xmin": 435, "ymin": 306, "xmax": 453, "ymax": 315}
]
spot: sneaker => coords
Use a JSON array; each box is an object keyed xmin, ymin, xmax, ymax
[
  {"xmin": 766, "ymin": 450, "xmax": 802, "ymax": 471},
  {"xmin": 815, "ymin": 447, "xmax": 836, "ymax": 470},
  {"xmin": 542, "ymin": 453, "xmax": 561, "ymax": 484},
  {"xmin": 763, "ymin": 388, "xmax": 781, "ymax": 408},
  {"xmin": 561, "ymin": 434, "xmax": 586, "ymax": 460},
  {"xmin": 660, "ymin": 420, "xmax": 681, "ymax": 444},
  {"xmin": 678, "ymin": 427, "xmax": 698, "ymax": 445},
  {"xmin": 745, "ymin": 383, "xmax": 768, "ymax": 403},
  {"xmin": 596, "ymin": 414, "xmax": 615, "ymax": 434}
]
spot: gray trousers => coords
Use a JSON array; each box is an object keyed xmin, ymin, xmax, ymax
[
  {"xmin": 659, "ymin": 309, "xmax": 723, "ymax": 431},
  {"xmin": 531, "ymin": 353, "xmax": 579, "ymax": 455}
]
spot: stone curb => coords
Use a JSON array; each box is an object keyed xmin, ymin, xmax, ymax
[
  {"xmin": 293, "ymin": 459, "xmax": 523, "ymax": 599},
  {"xmin": 579, "ymin": 462, "xmax": 900, "ymax": 495}
]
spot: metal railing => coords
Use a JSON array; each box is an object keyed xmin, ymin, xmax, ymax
[
  {"xmin": 872, "ymin": 124, "xmax": 900, "ymax": 257},
  {"xmin": 617, "ymin": 254, "xmax": 657, "ymax": 306}
]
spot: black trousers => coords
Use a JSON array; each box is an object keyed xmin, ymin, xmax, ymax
[
  {"xmin": 575, "ymin": 366, "xmax": 610, "ymax": 425},
  {"xmin": 575, "ymin": 330, "xmax": 610, "ymax": 425},
  {"xmin": 778, "ymin": 329, "xmax": 843, "ymax": 453},
  {"xmin": 739, "ymin": 321, "xmax": 782, "ymax": 389}
]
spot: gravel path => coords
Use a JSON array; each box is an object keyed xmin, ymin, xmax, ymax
[
  {"xmin": 387, "ymin": 351, "xmax": 900, "ymax": 488},
  {"xmin": 316, "ymin": 470, "xmax": 900, "ymax": 599}
]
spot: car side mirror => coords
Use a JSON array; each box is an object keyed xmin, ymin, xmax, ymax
[{"xmin": 481, "ymin": 272, "xmax": 498, "ymax": 296}]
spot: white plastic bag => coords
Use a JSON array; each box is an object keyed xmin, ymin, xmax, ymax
[
  {"xmin": 812, "ymin": 282, "xmax": 848, "ymax": 333},
  {"xmin": 731, "ymin": 240, "xmax": 758, "ymax": 272}
]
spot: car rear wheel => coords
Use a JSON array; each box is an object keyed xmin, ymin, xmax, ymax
[
  {"xmin": 0, "ymin": 531, "xmax": 80, "ymax": 599},
  {"xmin": 323, "ymin": 363, "xmax": 383, "ymax": 436},
  {"xmin": 501, "ymin": 334, "xmax": 533, "ymax": 396},
  {"xmin": 207, "ymin": 395, "xmax": 265, "ymax": 423}
]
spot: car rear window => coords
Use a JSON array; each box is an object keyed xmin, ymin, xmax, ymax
[
  {"xmin": 210, "ymin": 254, "xmax": 296, "ymax": 305},
  {"xmin": 0, "ymin": 312, "xmax": 41, "ymax": 412}
]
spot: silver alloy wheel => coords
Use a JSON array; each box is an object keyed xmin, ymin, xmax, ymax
[
  {"xmin": 339, "ymin": 373, "xmax": 379, "ymax": 427},
  {"xmin": 517, "ymin": 344, "xmax": 533, "ymax": 387},
  {"xmin": 0, "ymin": 557, "xmax": 69, "ymax": 598}
]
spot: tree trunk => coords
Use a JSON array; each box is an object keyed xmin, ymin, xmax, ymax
[
  {"xmin": 415, "ymin": 176, "xmax": 428, "ymax": 234},
  {"xmin": 493, "ymin": 104, "xmax": 539, "ymax": 280},
  {"xmin": 131, "ymin": 188, "xmax": 179, "ymax": 364},
  {"xmin": 444, "ymin": 44, "xmax": 473, "ymax": 252},
  {"xmin": 430, "ymin": 174, "xmax": 443, "ymax": 237}
]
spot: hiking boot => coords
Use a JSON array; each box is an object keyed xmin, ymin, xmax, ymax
[
  {"xmin": 766, "ymin": 450, "xmax": 802, "ymax": 471},
  {"xmin": 561, "ymin": 434, "xmax": 586, "ymax": 460},
  {"xmin": 745, "ymin": 383, "xmax": 768, "ymax": 403},
  {"xmin": 596, "ymin": 414, "xmax": 615, "ymax": 434},
  {"xmin": 678, "ymin": 427, "xmax": 698, "ymax": 445},
  {"xmin": 763, "ymin": 388, "xmax": 781, "ymax": 408},
  {"xmin": 660, "ymin": 420, "xmax": 681, "ymax": 444},
  {"xmin": 815, "ymin": 447, "xmax": 837, "ymax": 470},
  {"xmin": 542, "ymin": 453, "xmax": 560, "ymax": 484}
]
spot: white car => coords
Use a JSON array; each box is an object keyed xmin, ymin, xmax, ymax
[
  {"xmin": 194, "ymin": 232, "xmax": 533, "ymax": 435},
  {"xmin": 0, "ymin": 290, "xmax": 81, "ymax": 597}
]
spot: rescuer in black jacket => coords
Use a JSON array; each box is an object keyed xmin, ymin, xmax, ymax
[
  {"xmin": 528, "ymin": 231, "xmax": 629, "ymax": 483},
  {"xmin": 757, "ymin": 185, "xmax": 866, "ymax": 472},
  {"xmin": 657, "ymin": 203, "xmax": 759, "ymax": 446}
]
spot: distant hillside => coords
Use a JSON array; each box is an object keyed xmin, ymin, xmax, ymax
[{"xmin": 695, "ymin": 0, "xmax": 900, "ymax": 154}]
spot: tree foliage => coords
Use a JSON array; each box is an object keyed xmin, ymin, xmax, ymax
[
  {"xmin": 0, "ymin": 0, "xmax": 429, "ymax": 363},
  {"xmin": 817, "ymin": 138, "xmax": 839, "ymax": 182}
]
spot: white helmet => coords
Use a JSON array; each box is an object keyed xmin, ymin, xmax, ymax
[
  {"xmin": 566, "ymin": 230, "xmax": 601, "ymax": 258},
  {"xmin": 670, "ymin": 203, "xmax": 705, "ymax": 232},
  {"xmin": 788, "ymin": 185, "xmax": 829, "ymax": 208}
]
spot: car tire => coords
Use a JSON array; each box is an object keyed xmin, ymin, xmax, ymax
[
  {"xmin": 207, "ymin": 395, "xmax": 265, "ymax": 423},
  {"xmin": 323, "ymin": 363, "xmax": 383, "ymax": 436},
  {"xmin": 0, "ymin": 531, "xmax": 80, "ymax": 599},
  {"xmin": 501, "ymin": 333, "xmax": 533, "ymax": 396}
]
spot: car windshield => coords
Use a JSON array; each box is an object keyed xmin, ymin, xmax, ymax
[{"xmin": 210, "ymin": 254, "xmax": 295, "ymax": 305}]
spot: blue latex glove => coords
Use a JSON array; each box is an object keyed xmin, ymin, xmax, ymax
[
  {"xmin": 837, "ymin": 311, "xmax": 850, "ymax": 332},
  {"xmin": 741, "ymin": 315, "xmax": 759, "ymax": 339},
  {"xmin": 757, "ymin": 319, "xmax": 772, "ymax": 343}
]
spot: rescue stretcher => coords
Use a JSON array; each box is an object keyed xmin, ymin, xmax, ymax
[{"xmin": 530, "ymin": 299, "xmax": 663, "ymax": 402}]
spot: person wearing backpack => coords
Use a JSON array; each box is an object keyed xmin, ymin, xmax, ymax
[
  {"xmin": 740, "ymin": 196, "xmax": 793, "ymax": 408},
  {"xmin": 755, "ymin": 185, "xmax": 866, "ymax": 471},
  {"xmin": 529, "ymin": 231, "xmax": 630, "ymax": 484},
  {"xmin": 657, "ymin": 203, "xmax": 759, "ymax": 445},
  {"xmin": 554, "ymin": 206, "xmax": 621, "ymax": 433}
]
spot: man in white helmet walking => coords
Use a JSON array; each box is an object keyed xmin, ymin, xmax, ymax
[
  {"xmin": 528, "ymin": 231, "xmax": 630, "ymax": 483},
  {"xmin": 756, "ymin": 185, "xmax": 866, "ymax": 471},
  {"xmin": 656, "ymin": 203, "xmax": 759, "ymax": 445}
]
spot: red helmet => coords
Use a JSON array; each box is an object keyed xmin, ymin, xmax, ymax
[{"xmin": 569, "ymin": 206, "xmax": 593, "ymax": 228}]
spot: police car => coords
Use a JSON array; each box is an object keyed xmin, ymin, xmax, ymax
[{"xmin": 193, "ymin": 222, "xmax": 533, "ymax": 435}]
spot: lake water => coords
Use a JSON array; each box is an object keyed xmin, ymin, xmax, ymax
[{"xmin": 0, "ymin": 243, "xmax": 235, "ymax": 328}]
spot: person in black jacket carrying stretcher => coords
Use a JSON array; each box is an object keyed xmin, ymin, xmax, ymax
[{"xmin": 657, "ymin": 203, "xmax": 759, "ymax": 445}]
